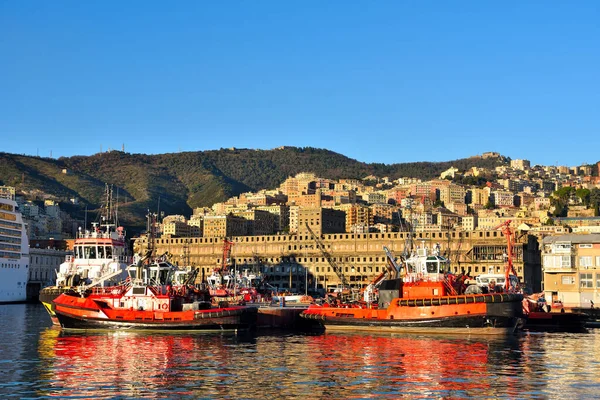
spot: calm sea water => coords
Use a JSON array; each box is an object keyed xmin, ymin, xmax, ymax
[{"xmin": 1, "ymin": 304, "xmax": 600, "ymax": 399}]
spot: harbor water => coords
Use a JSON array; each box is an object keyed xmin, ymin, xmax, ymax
[{"xmin": 2, "ymin": 303, "xmax": 600, "ymax": 399}]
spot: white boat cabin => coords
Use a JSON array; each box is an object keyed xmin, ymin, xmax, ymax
[{"xmin": 403, "ymin": 243, "xmax": 451, "ymax": 282}]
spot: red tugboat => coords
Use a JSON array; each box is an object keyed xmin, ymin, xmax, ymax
[
  {"xmin": 53, "ymin": 214, "xmax": 257, "ymax": 331},
  {"xmin": 301, "ymin": 243, "xmax": 524, "ymax": 335},
  {"xmin": 52, "ymin": 255, "xmax": 257, "ymax": 331},
  {"xmin": 40, "ymin": 184, "xmax": 131, "ymax": 325}
]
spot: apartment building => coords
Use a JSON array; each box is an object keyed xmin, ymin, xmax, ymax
[
  {"xmin": 446, "ymin": 202, "xmax": 467, "ymax": 216},
  {"xmin": 370, "ymin": 203, "xmax": 395, "ymax": 225},
  {"xmin": 335, "ymin": 204, "xmax": 373, "ymax": 233},
  {"xmin": 468, "ymin": 188, "xmax": 490, "ymax": 207},
  {"xmin": 288, "ymin": 191, "xmax": 322, "ymax": 208},
  {"xmin": 462, "ymin": 215, "xmax": 477, "ymax": 231},
  {"xmin": 439, "ymin": 183, "xmax": 466, "ymax": 206},
  {"xmin": 491, "ymin": 190, "xmax": 515, "ymax": 207},
  {"xmin": 363, "ymin": 192, "xmax": 387, "ymax": 205},
  {"xmin": 297, "ymin": 207, "xmax": 346, "ymax": 235},
  {"xmin": 542, "ymin": 234, "xmax": 600, "ymax": 307},
  {"xmin": 163, "ymin": 220, "xmax": 201, "ymax": 237},
  {"xmin": 233, "ymin": 209, "xmax": 277, "ymax": 236},
  {"xmin": 255, "ymin": 204, "xmax": 290, "ymax": 232},
  {"xmin": 409, "ymin": 182, "xmax": 437, "ymax": 201},
  {"xmin": 203, "ymin": 215, "xmax": 247, "ymax": 238}
]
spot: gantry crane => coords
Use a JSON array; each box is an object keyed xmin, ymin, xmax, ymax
[{"xmin": 304, "ymin": 223, "xmax": 350, "ymax": 291}]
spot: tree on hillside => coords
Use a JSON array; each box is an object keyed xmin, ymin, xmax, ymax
[
  {"xmin": 550, "ymin": 198, "xmax": 568, "ymax": 217},
  {"xmin": 590, "ymin": 188, "xmax": 600, "ymax": 216},
  {"xmin": 575, "ymin": 188, "xmax": 591, "ymax": 206},
  {"xmin": 550, "ymin": 186, "xmax": 575, "ymax": 217},
  {"xmin": 554, "ymin": 186, "xmax": 575, "ymax": 202}
]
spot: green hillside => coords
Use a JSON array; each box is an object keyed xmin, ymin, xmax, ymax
[{"xmin": 0, "ymin": 148, "xmax": 507, "ymax": 232}]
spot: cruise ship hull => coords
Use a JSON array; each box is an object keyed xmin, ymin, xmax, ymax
[{"xmin": 0, "ymin": 196, "xmax": 29, "ymax": 304}]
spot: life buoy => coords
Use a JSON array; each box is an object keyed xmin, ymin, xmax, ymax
[{"xmin": 161, "ymin": 303, "xmax": 168, "ymax": 310}]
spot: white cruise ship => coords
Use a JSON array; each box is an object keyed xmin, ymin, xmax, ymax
[{"xmin": 0, "ymin": 190, "xmax": 29, "ymax": 303}]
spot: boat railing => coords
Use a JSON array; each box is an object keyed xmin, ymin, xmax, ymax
[
  {"xmin": 77, "ymin": 230, "xmax": 126, "ymax": 242},
  {"xmin": 119, "ymin": 279, "xmax": 133, "ymax": 291},
  {"xmin": 88, "ymin": 285, "xmax": 127, "ymax": 296},
  {"xmin": 146, "ymin": 279, "xmax": 163, "ymax": 298},
  {"xmin": 404, "ymin": 273, "xmax": 444, "ymax": 283}
]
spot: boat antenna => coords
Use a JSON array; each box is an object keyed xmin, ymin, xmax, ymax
[
  {"xmin": 403, "ymin": 197, "xmax": 415, "ymax": 258},
  {"xmin": 115, "ymin": 187, "xmax": 119, "ymax": 227}
]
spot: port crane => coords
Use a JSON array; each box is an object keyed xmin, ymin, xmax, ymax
[
  {"xmin": 221, "ymin": 238, "xmax": 234, "ymax": 273},
  {"xmin": 359, "ymin": 246, "xmax": 403, "ymax": 303},
  {"xmin": 304, "ymin": 223, "xmax": 351, "ymax": 293},
  {"xmin": 493, "ymin": 220, "xmax": 519, "ymax": 292},
  {"xmin": 383, "ymin": 246, "xmax": 402, "ymax": 279}
]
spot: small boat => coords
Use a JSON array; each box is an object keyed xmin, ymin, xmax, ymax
[
  {"xmin": 272, "ymin": 293, "xmax": 314, "ymax": 306},
  {"xmin": 206, "ymin": 268, "xmax": 261, "ymax": 299},
  {"xmin": 52, "ymin": 253, "xmax": 257, "ymax": 331},
  {"xmin": 301, "ymin": 243, "xmax": 525, "ymax": 335},
  {"xmin": 206, "ymin": 239, "xmax": 266, "ymax": 304},
  {"xmin": 524, "ymin": 310, "xmax": 589, "ymax": 332},
  {"xmin": 523, "ymin": 293, "xmax": 588, "ymax": 332}
]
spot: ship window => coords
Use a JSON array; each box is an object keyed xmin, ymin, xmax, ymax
[
  {"xmin": 426, "ymin": 262, "xmax": 438, "ymax": 274},
  {"xmin": 98, "ymin": 246, "xmax": 105, "ymax": 259},
  {"xmin": 106, "ymin": 246, "xmax": 112, "ymax": 259}
]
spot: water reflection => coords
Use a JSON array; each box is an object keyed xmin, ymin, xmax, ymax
[
  {"xmin": 37, "ymin": 328, "xmax": 260, "ymax": 398},
  {"xmin": 35, "ymin": 327, "xmax": 531, "ymax": 399},
  {"xmin": 15, "ymin": 306, "xmax": 600, "ymax": 399},
  {"xmin": 305, "ymin": 333, "xmax": 525, "ymax": 398}
]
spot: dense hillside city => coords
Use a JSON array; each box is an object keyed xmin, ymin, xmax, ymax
[
  {"xmin": 0, "ymin": 147, "xmax": 508, "ymax": 233},
  {"xmin": 4, "ymin": 149, "xmax": 598, "ymax": 241}
]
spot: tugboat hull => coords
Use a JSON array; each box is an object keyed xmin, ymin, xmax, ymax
[
  {"xmin": 301, "ymin": 293, "xmax": 524, "ymax": 336},
  {"xmin": 55, "ymin": 308, "xmax": 256, "ymax": 331},
  {"xmin": 302, "ymin": 314, "xmax": 519, "ymax": 335},
  {"xmin": 53, "ymin": 293, "xmax": 257, "ymax": 331},
  {"xmin": 39, "ymin": 287, "xmax": 77, "ymax": 325}
]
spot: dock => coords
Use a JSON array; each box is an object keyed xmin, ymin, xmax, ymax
[{"xmin": 255, "ymin": 305, "xmax": 317, "ymax": 330}]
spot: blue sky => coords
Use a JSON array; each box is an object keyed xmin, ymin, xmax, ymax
[{"xmin": 1, "ymin": 1, "xmax": 598, "ymax": 167}]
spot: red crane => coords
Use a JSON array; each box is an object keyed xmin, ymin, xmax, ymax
[
  {"xmin": 493, "ymin": 220, "xmax": 519, "ymax": 292},
  {"xmin": 221, "ymin": 238, "xmax": 234, "ymax": 273}
]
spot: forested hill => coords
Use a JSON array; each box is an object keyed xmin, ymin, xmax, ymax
[{"xmin": 0, "ymin": 147, "xmax": 506, "ymax": 230}]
